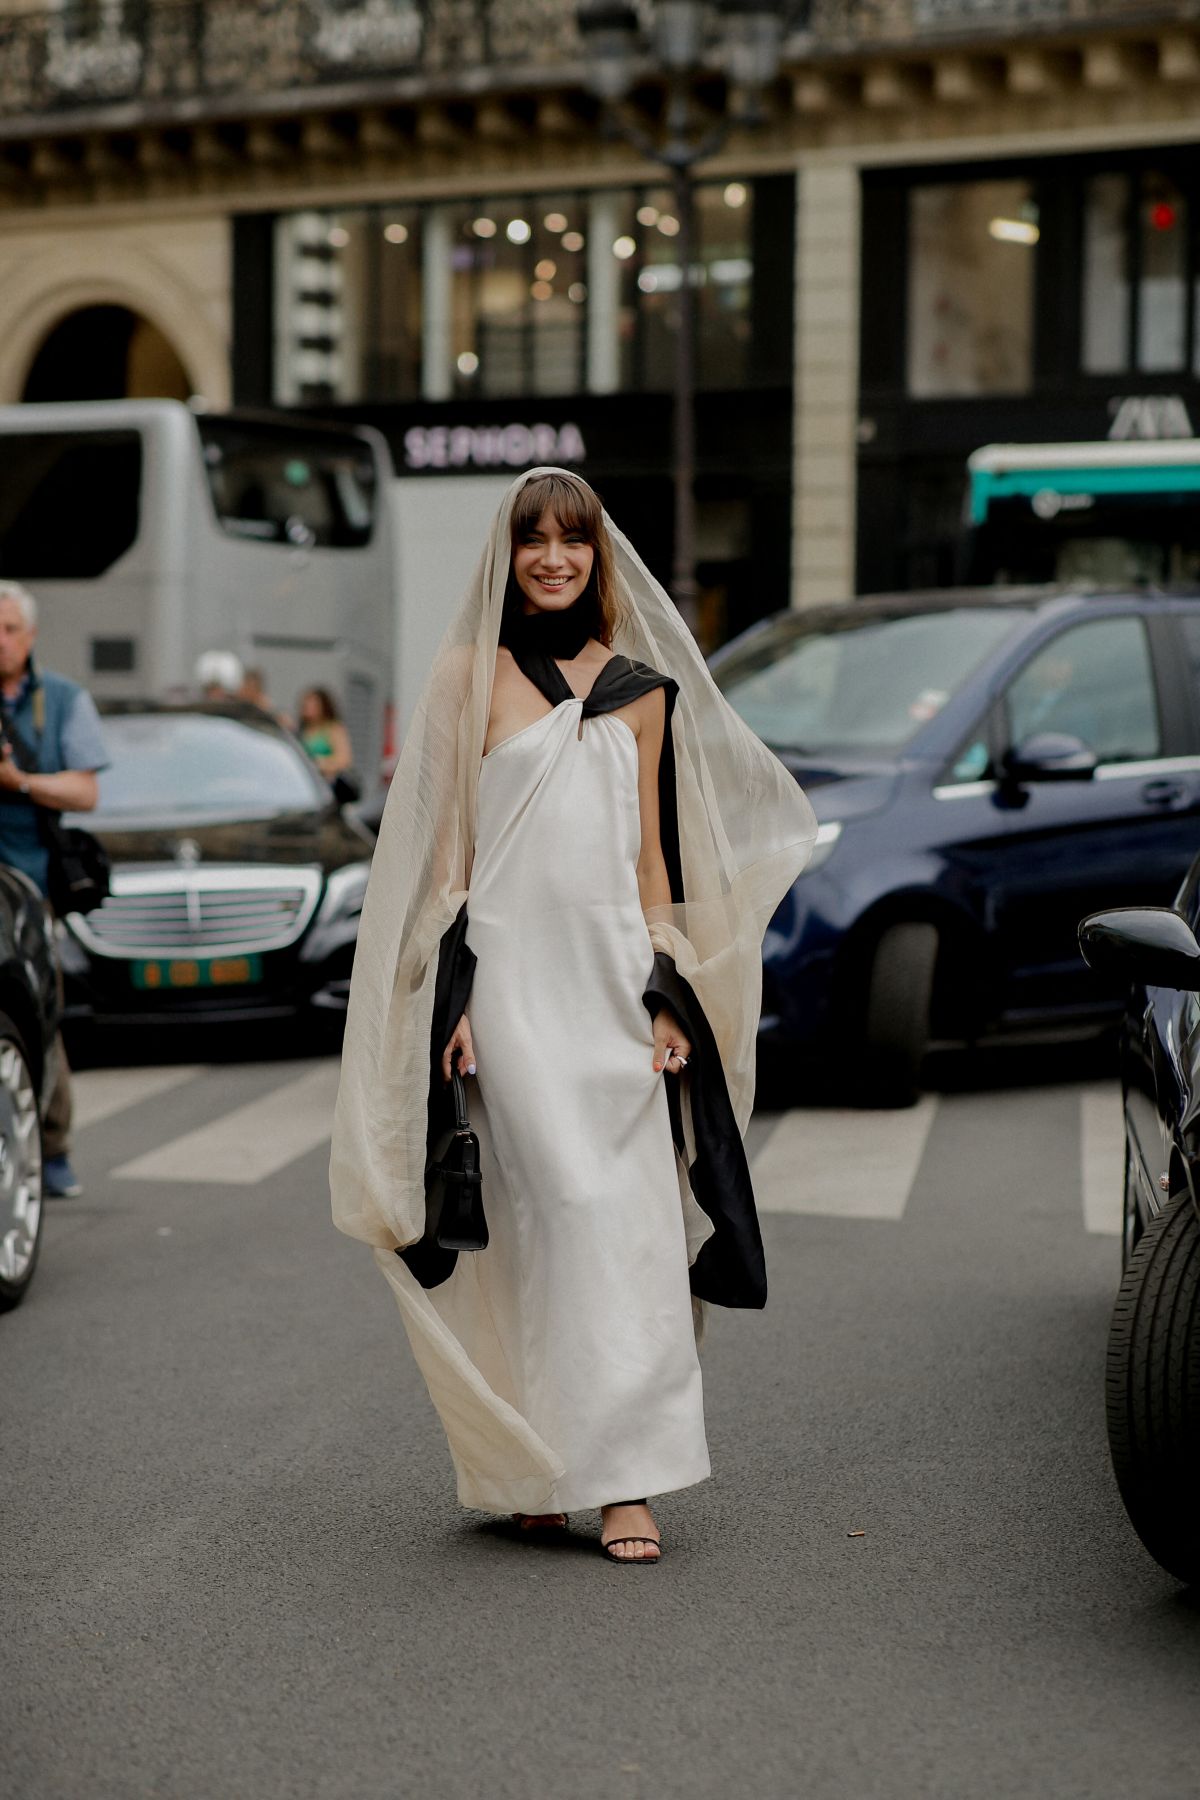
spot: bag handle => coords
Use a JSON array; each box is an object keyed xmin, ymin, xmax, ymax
[{"xmin": 449, "ymin": 1067, "xmax": 471, "ymax": 1133}]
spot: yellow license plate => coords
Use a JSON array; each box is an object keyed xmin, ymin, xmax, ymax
[{"xmin": 131, "ymin": 955, "xmax": 262, "ymax": 990}]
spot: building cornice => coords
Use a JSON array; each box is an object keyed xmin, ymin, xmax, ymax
[{"xmin": 3, "ymin": 3, "xmax": 1200, "ymax": 214}]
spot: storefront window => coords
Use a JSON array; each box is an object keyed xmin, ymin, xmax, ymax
[
  {"xmin": 371, "ymin": 207, "xmax": 422, "ymax": 400},
  {"xmin": 273, "ymin": 207, "xmax": 422, "ymax": 405},
  {"xmin": 442, "ymin": 195, "xmax": 588, "ymax": 398},
  {"xmin": 1138, "ymin": 170, "xmax": 1188, "ymax": 372},
  {"xmin": 1081, "ymin": 174, "xmax": 1129, "ymax": 374},
  {"xmin": 1081, "ymin": 168, "xmax": 1191, "ymax": 374},
  {"xmin": 616, "ymin": 180, "xmax": 754, "ymax": 390},
  {"xmin": 272, "ymin": 181, "xmax": 757, "ymax": 404},
  {"xmin": 907, "ymin": 180, "xmax": 1035, "ymax": 397}
]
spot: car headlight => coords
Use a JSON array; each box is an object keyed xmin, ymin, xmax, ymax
[
  {"xmin": 317, "ymin": 861, "xmax": 371, "ymax": 924},
  {"xmin": 801, "ymin": 820, "xmax": 843, "ymax": 875}
]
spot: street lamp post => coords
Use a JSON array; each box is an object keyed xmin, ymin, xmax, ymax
[{"xmin": 576, "ymin": 0, "xmax": 789, "ymax": 638}]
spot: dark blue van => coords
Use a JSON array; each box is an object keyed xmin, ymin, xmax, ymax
[{"xmin": 711, "ymin": 588, "xmax": 1200, "ymax": 1103}]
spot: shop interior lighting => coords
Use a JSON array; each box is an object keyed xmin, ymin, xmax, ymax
[
  {"xmin": 710, "ymin": 256, "xmax": 752, "ymax": 283},
  {"xmin": 535, "ymin": 258, "xmax": 557, "ymax": 279},
  {"xmin": 561, "ymin": 230, "xmax": 585, "ymax": 252},
  {"xmin": 384, "ymin": 222, "xmax": 409, "ymax": 244},
  {"xmin": 327, "ymin": 226, "xmax": 350, "ymax": 248},
  {"xmin": 544, "ymin": 211, "xmax": 569, "ymax": 232},
  {"xmin": 531, "ymin": 280, "xmax": 554, "ymax": 301},
  {"xmin": 472, "ymin": 216, "xmax": 497, "ymax": 238},
  {"xmin": 657, "ymin": 214, "xmax": 680, "ymax": 236},
  {"xmin": 456, "ymin": 351, "xmax": 479, "ymax": 375},
  {"xmin": 568, "ymin": 282, "xmax": 587, "ymax": 303},
  {"xmin": 723, "ymin": 182, "xmax": 748, "ymax": 208},
  {"xmin": 640, "ymin": 265, "xmax": 682, "ymax": 292},
  {"xmin": 506, "ymin": 218, "xmax": 532, "ymax": 244},
  {"xmin": 987, "ymin": 217, "xmax": 1040, "ymax": 245},
  {"xmin": 613, "ymin": 235, "xmax": 637, "ymax": 259},
  {"xmin": 637, "ymin": 205, "xmax": 660, "ymax": 226}
]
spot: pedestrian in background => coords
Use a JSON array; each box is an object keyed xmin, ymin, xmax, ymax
[
  {"xmin": 0, "ymin": 580, "xmax": 109, "ymax": 1199},
  {"xmin": 331, "ymin": 468, "xmax": 816, "ymax": 1564},
  {"xmin": 238, "ymin": 666, "xmax": 291, "ymax": 729},
  {"xmin": 298, "ymin": 687, "xmax": 352, "ymax": 778},
  {"xmin": 194, "ymin": 649, "xmax": 244, "ymax": 701}
]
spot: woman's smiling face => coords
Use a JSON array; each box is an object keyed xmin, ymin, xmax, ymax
[{"xmin": 512, "ymin": 507, "xmax": 595, "ymax": 615}]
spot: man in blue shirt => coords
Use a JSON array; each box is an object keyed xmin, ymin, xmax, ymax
[{"xmin": 0, "ymin": 582, "xmax": 109, "ymax": 1197}]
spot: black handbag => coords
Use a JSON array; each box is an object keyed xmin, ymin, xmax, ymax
[
  {"xmin": 40, "ymin": 815, "xmax": 111, "ymax": 918},
  {"xmin": 424, "ymin": 1068, "xmax": 487, "ymax": 1252}
]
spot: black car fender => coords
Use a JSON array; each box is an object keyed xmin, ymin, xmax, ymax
[{"xmin": 1139, "ymin": 982, "xmax": 1200, "ymax": 1227}]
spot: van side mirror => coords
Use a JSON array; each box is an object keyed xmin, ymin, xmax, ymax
[
  {"xmin": 1003, "ymin": 732, "xmax": 1098, "ymax": 783},
  {"xmin": 331, "ymin": 770, "xmax": 362, "ymax": 807},
  {"xmin": 1079, "ymin": 907, "xmax": 1200, "ymax": 992}
]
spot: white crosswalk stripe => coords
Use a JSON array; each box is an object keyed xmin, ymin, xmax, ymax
[
  {"xmin": 74, "ymin": 1060, "xmax": 1127, "ymax": 1235},
  {"xmin": 72, "ymin": 1063, "xmax": 207, "ymax": 1131},
  {"xmin": 751, "ymin": 1096, "xmax": 938, "ymax": 1220},
  {"xmin": 111, "ymin": 1061, "xmax": 341, "ymax": 1186},
  {"xmin": 1079, "ymin": 1082, "xmax": 1124, "ymax": 1236}
]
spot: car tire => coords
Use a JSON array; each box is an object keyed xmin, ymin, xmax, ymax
[
  {"xmin": 0, "ymin": 1014, "xmax": 45, "ymax": 1313},
  {"xmin": 1106, "ymin": 1189, "xmax": 1200, "ymax": 1585},
  {"xmin": 861, "ymin": 921, "xmax": 937, "ymax": 1108}
]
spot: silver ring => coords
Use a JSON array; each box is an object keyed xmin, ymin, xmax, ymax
[{"xmin": 675, "ymin": 1054, "xmax": 688, "ymax": 1067}]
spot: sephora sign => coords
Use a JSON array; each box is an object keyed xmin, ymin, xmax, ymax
[{"xmin": 403, "ymin": 420, "xmax": 587, "ymax": 472}]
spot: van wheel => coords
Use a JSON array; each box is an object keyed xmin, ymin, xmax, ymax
[
  {"xmin": 0, "ymin": 1015, "xmax": 45, "ymax": 1312},
  {"xmin": 861, "ymin": 922, "xmax": 937, "ymax": 1108},
  {"xmin": 1106, "ymin": 1190, "xmax": 1200, "ymax": 1585}
]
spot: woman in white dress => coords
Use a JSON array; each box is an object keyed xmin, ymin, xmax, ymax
[{"xmin": 330, "ymin": 469, "xmax": 816, "ymax": 1565}]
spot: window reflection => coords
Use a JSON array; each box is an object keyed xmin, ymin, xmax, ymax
[
  {"xmin": 1138, "ymin": 170, "xmax": 1187, "ymax": 372},
  {"xmin": 1080, "ymin": 167, "xmax": 1192, "ymax": 376},
  {"xmin": 443, "ymin": 196, "xmax": 587, "ymax": 397},
  {"xmin": 272, "ymin": 181, "xmax": 757, "ymax": 404},
  {"xmin": 907, "ymin": 180, "xmax": 1035, "ymax": 397},
  {"xmin": 275, "ymin": 207, "xmax": 421, "ymax": 404},
  {"xmin": 1082, "ymin": 174, "xmax": 1130, "ymax": 374}
]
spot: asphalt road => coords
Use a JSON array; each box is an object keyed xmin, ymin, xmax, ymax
[{"xmin": 5, "ymin": 1036, "xmax": 1199, "ymax": 1800}]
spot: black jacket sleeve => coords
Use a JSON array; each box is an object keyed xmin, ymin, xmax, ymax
[
  {"xmin": 643, "ymin": 952, "xmax": 767, "ymax": 1310},
  {"xmin": 397, "ymin": 903, "xmax": 476, "ymax": 1290}
]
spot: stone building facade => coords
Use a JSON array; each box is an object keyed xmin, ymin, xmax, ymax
[{"xmin": 2, "ymin": 1, "xmax": 1200, "ymax": 629}]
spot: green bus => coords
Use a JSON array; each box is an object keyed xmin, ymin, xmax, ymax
[{"xmin": 967, "ymin": 438, "xmax": 1200, "ymax": 588}]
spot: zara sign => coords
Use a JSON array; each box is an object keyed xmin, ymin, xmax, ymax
[
  {"xmin": 403, "ymin": 420, "xmax": 587, "ymax": 472},
  {"xmin": 1107, "ymin": 394, "xmax": 1196, "ymax": 441}
]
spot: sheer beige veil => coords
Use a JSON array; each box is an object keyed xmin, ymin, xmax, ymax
[{"xmin": 330, "ymin": 467, "xmax": 817, "ymax": 1250}]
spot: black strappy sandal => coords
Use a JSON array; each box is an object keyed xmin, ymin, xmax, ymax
[{"xmin": 600, "ymin": 1500, "xmax": 662, "ymax": 1565}]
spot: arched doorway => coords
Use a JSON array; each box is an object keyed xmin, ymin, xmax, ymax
[{"xmin": 21, "ymin": 305, "xmax": 192, "ymax": 402}]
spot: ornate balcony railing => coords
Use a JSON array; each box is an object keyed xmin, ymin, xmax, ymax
[
  {"xmin": 808, "ymin": 0, "xmax": 1200, "ymax": 52},
  {"xmin": 0, "ymin": 0, "xmax": 1196, "ymax": 123},
  {"xmin": 0, "ymin": 0, "xmax": 590, "ymax": 118}
]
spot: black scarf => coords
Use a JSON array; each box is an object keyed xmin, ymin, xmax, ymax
[{"xmin": 498, "ymin": 573, "xmax": 601, "ymax": 663}]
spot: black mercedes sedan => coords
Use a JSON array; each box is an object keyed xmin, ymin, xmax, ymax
[
  {"xmin": 1079, "ymin": 868, "xmax": 1200, "ymax": 1586},
  {"xmin": 57, "ymin": 700, "xmax": 374, "ymax": 1030},
  {"xmin": 0, "ymin": 863, "xmax": 63, "ymax": 1312}
]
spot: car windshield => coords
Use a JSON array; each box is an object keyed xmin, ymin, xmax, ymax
[
  {"xmin": 92, "ymin": 713, "xmax": 327, "ymax": 821},
  {"xmin": 714, "ymin": 606, "xmax": 1030, "ymax": 753}
]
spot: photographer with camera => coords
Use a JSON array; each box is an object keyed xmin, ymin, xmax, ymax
[{"xmin": 0, "ymin": 581, "xmax": 109, "ymax": 1198}]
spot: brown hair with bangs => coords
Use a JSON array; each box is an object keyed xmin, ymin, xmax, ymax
[{"xmin": 509, "ymin": 473, "xmax": 628, "ymax": 647}]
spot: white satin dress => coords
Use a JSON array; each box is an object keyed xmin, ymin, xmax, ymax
[{"xmin": 433, "ymin": 694, "xmax": 710, "ymax": 1514}]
